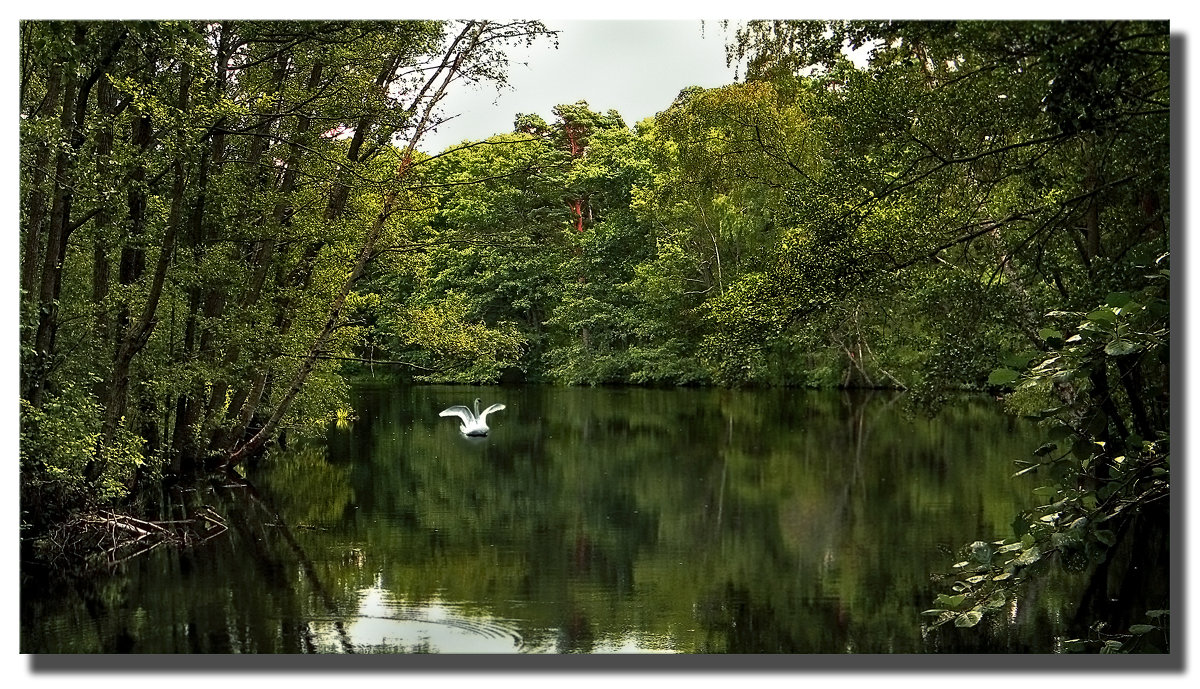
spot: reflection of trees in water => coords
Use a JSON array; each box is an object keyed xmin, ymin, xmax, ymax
[
  {"xmin": 25, "ymin": 385, "xmax": 1159, "ymax": 653},
  {"xmin": 1070, "ymin": 501, "xmax": 1170, "ymax": 638},
  {"xmin": 307, "ymin": 386, "xmax": 1103, "ymax": 652},
  {"xmin": 311, "ymin": 386, "xmax": 1067, "ymax": 652},
  {"xmin": 22, "ymin": 474, "xmax": 360, "ymax": 653}
]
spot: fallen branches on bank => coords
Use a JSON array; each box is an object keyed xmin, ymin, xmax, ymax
[{"xmin": 32, "ymin": 507, "xmax": 228, "ymax": 569}]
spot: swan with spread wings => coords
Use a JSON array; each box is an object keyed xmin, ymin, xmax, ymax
[{"xmin": 439, "ymin": 398, "xmax": 506, "ymax": 436}]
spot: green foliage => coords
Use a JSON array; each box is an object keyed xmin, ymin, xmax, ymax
[
  {"xmin": 21, "ymin": 383, "xmax": 147, "ymax": 507},
  {"xmin": 928, "ymin": 254, "xmax": 1169, "ymax": 641},
  {"xmin": 396, "ymin": 293, "xmax": 527, "ymax": 383},
  {"xmin": 1058, "ymin": 609, "xmax": 1170, "ymax": 654},
  {"xmin": 719, "ymin": 18, "xmax": 1169, "ymax": 647},
  {"xmin": 19, "ymin": 19, "xmax": 556, "ymax": 528}
]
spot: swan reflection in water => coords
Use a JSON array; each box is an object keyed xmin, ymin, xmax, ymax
[{"xmin": 439, "ymin": 398, "xmax": 506, "ymax": 437}]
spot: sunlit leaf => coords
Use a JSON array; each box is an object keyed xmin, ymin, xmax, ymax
[
  {"xmin": 1051, "ymin": 369, "xmax": 1076, "ymax": 383},
  {"xmin": 1060, "ymin": 639, "xmax": 1086, "ymax": 653},
  {"xmin": 984, "ymin": 592, "xmax": 1007, "ymax": 609},
  {"xmin": 1104, "ymin": 339, "xmax": 1140, "ymax": 356},
  {"xmin": 987, "ymin": 368, "xmax": 1020, "ymax": 385},
  {"xmin": 1013, "ymin": 546, "xmax": 1041, "ymax": 566},
  {"xmin": 954, "ymin": 611, "xmax": 983, "ymax": 627},
  {"xmin": 934, "ymin": 593, "xmax": 967, "ymax": 609}
]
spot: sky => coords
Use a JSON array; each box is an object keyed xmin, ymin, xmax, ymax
[{"xmin": 419, "ymin": 20, "xmax": 738, "ymax": 152}]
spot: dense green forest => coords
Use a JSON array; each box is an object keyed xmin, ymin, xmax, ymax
[{"xmin": 19, "ymin": 20, "xmax": 1169, "ymax": 646}]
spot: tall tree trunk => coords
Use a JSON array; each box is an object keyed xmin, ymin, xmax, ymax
[
  {"xmin": 25, "ymin": 24, "xmax": 86, "ymax": 407},
  {"xmin": 1084, "ymin": 134, "xmax": 1102, "ymax": 263},
  {"xmin": 91, "ymin": 75, "xmax": 119, "ymax": 343},
  {"xmin": 172, "ymin": 23, "xmax": 238, "ymax": 467},
  {"xmin": 118, "ymin": 108, "xmax": 154, "ymax": 303},
  {"xmin": 199, "ymin": 47, "xmax": 289, "ymax": 446},
  {"xmin": 208, "ymin": 59, "xmax": 327, "ymax": 452},
  {"xmin": 91, "ymin": 155, "xmax": 188, "ymax": 481},
  {"xmin": 90, "ymin": 61, "xmax": 192, "ymax": 481},
  {"xmin": 170, "ymin": 137, "xmax": 215, "ymax": 468},
  {"xmin": 20, "ymin": 59, "xmax": 63, "ymax": 318},
  {"xmin": 1114, "ymin": 355, "xmax": 1153, "ymax": 439}
]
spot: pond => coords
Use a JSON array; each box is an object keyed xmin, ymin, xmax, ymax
[{"xmin": 23, "ymin": 384, "xmax": 1092, "ymax": 654}]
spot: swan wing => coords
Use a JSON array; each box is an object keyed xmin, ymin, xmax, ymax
[
  {"xmin": 478, "ymin": 403, "xmax": 506, "ymax": 423},
  {"xmin": 439, "ymin": 406, "xmax": 475, "ymax": 425}
]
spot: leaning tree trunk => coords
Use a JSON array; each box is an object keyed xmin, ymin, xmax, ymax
[
  {"xmin": 208, "ymin": 58, "xmax": 329, "ymax": 453},
  {"xmin": 221, "ymin": 183, "xmax": 403, "ymax": 468},
  {"xmin": 197, "ymin": 46, "xmax": 289, "ymax": 450},
  {"xmin": 222, "ymin": 21, "xmax": 488, "ymax": 468},
  {"xmin": 170, "ymin": 100, "xmax": 227, "ymax": 468}
]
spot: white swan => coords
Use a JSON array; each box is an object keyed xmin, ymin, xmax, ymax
[{"xmin": 439, "ymin": 398, "xmax": 506, "ymax": 436}]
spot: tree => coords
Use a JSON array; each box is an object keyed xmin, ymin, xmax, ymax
[
  {"xmin": 19, "ymin": 19, "xmax": 556, "ymax": 526},
  {"xmin": 368, "ymin": 102, "xmax": 650, "ymax": 385},
  {"xmin": 725, "ymin": 19, "xmax": 1170, "ymax": 647}
]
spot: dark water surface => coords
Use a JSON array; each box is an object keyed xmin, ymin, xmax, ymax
[{"xmin": 24, "ymin": 384, "xmax": 1093, "ymax": 653}]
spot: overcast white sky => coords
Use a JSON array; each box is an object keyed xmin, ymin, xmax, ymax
[{"xmin": 420, "ymin": 20, "xmax": 738, "ymax": 152}]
